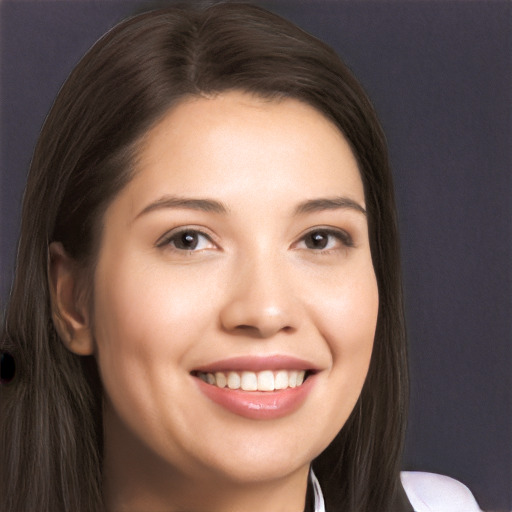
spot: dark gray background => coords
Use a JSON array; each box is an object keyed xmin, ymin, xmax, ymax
[{"xmin": 1, "ymin": 1, "xmax": 510, "ymax": 510}]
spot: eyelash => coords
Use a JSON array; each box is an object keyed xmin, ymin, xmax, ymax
[
  {"xmin": 294, "ymin": 228, "xmax": 354, "ymax": 252},
  {"xmin": 157, "ymin": 227, "xmax": 353, "ymax": 254},
  {"xmin": 157, "ymin": 228, "xmax": 216, "ymax": 252}
]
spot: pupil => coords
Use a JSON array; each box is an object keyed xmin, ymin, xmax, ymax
[
  {"xmin": 178, "ymin": 232, "xmax": 198, "ymax": 249},
  {"xmin": 307, "ymin": 232, "xmax": 328, "ymax": 249}
]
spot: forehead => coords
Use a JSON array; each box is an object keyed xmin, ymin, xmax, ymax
[{"xmin": 122, "ymin": 91, "xmax": 364, "ymax": 216}]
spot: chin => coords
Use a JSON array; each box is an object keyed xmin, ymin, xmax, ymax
[
  {"xmin": 192, "ymin": 432, "xmax": 324, "ymax": 485},
  {"xmin": 208, "ymin": 456, "xmax": 308, "ymax": 485}
]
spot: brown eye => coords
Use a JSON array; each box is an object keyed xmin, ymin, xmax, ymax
[
  {"xmin": 159, "ymin": 229, "xmax": 215, "ymax": 252},
  {"xmin": 298, "ymin": 228, "xmax": 354, "ymax": 251},
  {"xmin": 173, "ymin": 231, "xmax": 200, "ymax": 250},
  {"xmin": 304, "ymin": 231, "xmax": 330, "ymax": 249}
]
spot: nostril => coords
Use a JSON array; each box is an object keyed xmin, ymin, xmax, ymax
[
  {"xmin": 219, "ymin": 294, "xmax": 297, "ymax": 339},
  {"xmin": 230, "ymin": 323, "xmax": 294, "ymax": 339}
]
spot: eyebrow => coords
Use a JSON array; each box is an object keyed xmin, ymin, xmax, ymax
[
  {"xmin": 294, "ymin": 197, "xmax": 367, "ymax": 216},
  {"xmin": 134, "ymin": 194, "xmax": 366, "ymax": 221},
  {"xmin": 135, "ymin": 195, "xmax": 229, "ymax": 220}
]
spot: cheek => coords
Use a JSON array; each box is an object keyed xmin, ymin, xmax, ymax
[
  {"xmin": 90, "ymin": 252, "xmax": 214, "ymax": 413},
  {"xmin": 93, "ymin": 252, "xmax": 214, "ymax": 350},
  {"xmin": 310, "ymin": 260, "xmax": 379, "ymax": 361},
  {"xmin": 307, "ymin": 260, "xmax": 378, "ymax": 418}
]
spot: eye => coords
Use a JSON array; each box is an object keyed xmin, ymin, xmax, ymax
[
  {"xmin": 158, "ymin": 229, "xmax": 216, "ymax": 252},
  {"xmin": 296, "ymin": 228, "xmax": 353, "ymax": 251}
]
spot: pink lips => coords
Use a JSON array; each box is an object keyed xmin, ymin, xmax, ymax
[
  {"xmin": 192, "ymin": 355, "xmax": 318, "ymax": 420},
  {"xmin": 192, "ymin": 355, "xmax": 317, "ymax": 373}
]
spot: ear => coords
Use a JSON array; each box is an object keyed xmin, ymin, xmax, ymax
[{"xmin": 48, "ymin": 242, "xmax": 94, "ymax": 356}]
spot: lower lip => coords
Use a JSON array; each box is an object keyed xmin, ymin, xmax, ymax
[{"xmin": 194, "ymin": 375, "xmax": 316, "ymax": 420}]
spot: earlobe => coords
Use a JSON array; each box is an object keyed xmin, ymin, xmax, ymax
[{"xmin": 48, "ymin": 242, "xmax": 94, "ymax": 356}]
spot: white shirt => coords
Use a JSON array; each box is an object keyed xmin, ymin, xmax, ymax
[
  {"xmin": 400, "ymin": 472, "xmax": 483, "ymax": 512},
  {"xmin": 311, "ymin": 471, "xmax": 482, "ymax": 512}
]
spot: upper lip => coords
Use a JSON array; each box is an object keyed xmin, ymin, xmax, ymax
[{"xmin": 192, "ymin": 355, "xmax": 320, "ymax": 373}]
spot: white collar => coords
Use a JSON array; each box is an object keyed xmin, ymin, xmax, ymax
[{"xmin": 310, "ymin": 469, "xmax": 326, "ymax": 512}]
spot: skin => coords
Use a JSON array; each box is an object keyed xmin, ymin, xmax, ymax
[{"xmin": 50, "ymin": 91, "xmax": 379, "ymax": 512}]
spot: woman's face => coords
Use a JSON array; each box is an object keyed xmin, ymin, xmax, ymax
[{"xmin": 91, "ymin": 91, "xmax": 378, "ymax": 487}]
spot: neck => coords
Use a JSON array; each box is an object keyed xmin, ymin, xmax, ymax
[{"xmin": 102, "ymin": 404, "xmax": 310, "ymax": 512}]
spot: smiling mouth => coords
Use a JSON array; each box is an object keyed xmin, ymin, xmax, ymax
[{"xmin": 193, "ymin": 369, "xmax": 314, "ymax": 392}]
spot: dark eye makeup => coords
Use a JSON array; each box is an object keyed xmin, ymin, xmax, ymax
[
  {"xmin": 301, "ymin": 228, "xmax": 354, "ymax": 250},
  {"xmin": 157, "ymin": 229, "xmax": 215, "ymax": 251},
  {"xmin": 156, "ymin": 226, "xmax": 354, "ymax": 254}
]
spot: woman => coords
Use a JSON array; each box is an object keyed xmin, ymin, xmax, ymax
[{"xmin": 0, "ymin": 3, "xmax": 481, "ymax": 511}]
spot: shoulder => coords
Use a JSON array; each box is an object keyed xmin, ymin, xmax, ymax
[{"xmin": 400, "ymin": 471, "xmax": 482, "ymax": 512}]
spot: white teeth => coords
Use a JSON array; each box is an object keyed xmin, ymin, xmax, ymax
[
  {"xmin": 215, "ymin": 372, "xmax": 227, "ymax": 388},
  {"xmin": 227, "ymin": 371, "xmax": 241, "ymax": 389},
  {"xmin": 274, "ymin": 370, "xmax": 288, "ymax": 390},
  {"xmin": 241, "ymin": 371, "xmax": 258, "ymax": 391},
  {"xmin": 257, "ymin": 370, "xmax": 274, "ymax": 391},
  {"xmin": 197, "ymin": 369, "xmax": 309, "ymax": 392}
]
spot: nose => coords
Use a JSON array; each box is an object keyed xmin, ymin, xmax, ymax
[{"xmin": 219, "ymin": 252, "xmax": 299, "ymax": 339}]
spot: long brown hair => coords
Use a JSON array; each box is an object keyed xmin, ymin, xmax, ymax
[{"xmin": 1, "ymin": 3, "xmax": 407, "ymax": 511}]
